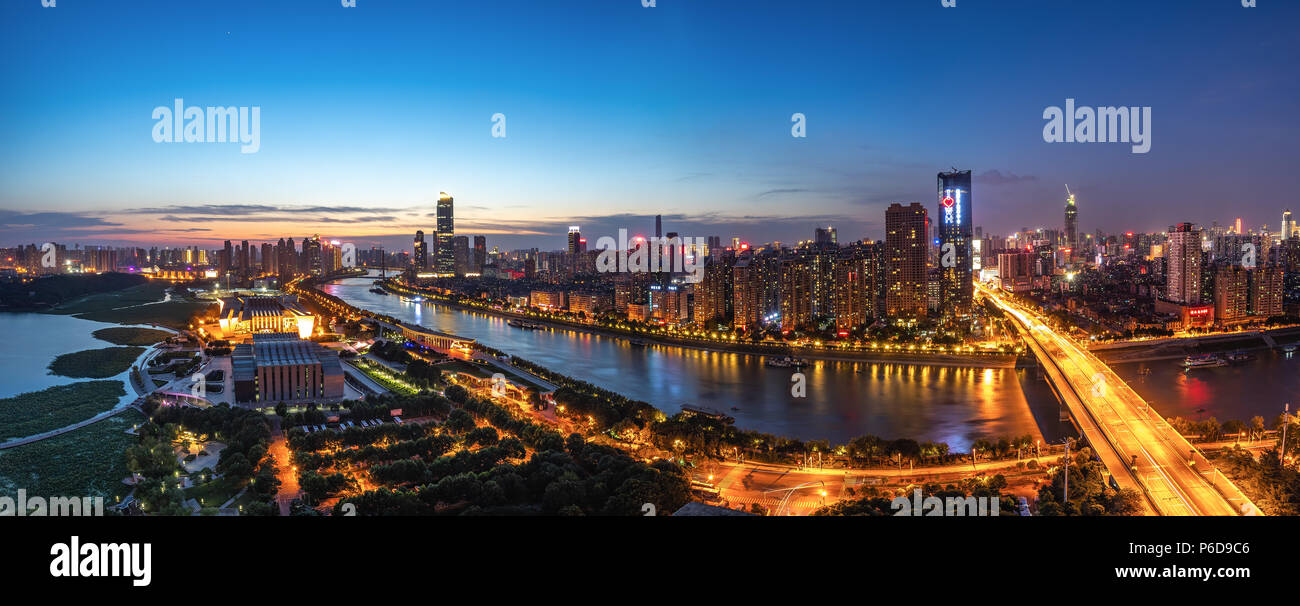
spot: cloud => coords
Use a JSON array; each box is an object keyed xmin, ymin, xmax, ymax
[
  {"xmin": 974, "ymin": 170, "xmax": 1038, "ymax": 186},
  {"xmin": 124, "ymin": 204, "xmax": 389, "ymax": 216},
  {"xmin": 0, "ymin": 211, "xmax": 123, "ymax": 230},
  {"xmin": 755, "ymin": 188, "xmax": 811, "ymax": 198}
]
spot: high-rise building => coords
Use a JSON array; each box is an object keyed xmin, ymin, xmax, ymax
[
  {"xmin": 1165, "ymin": 223, "xmax": 1203, "ymax": 304},
  {"xmin": 413, "ymin": 230, "xmax": 428, "ymax": 270},
  {"xmin": 1283, "ymin": 209, "xmax": 1295, "ymax": 240},
  {"xmin": 1250, "ymin": 265, "xmax": 1284, "ymax": 318},
  {"xmin": 937, "ymin": 170, "xmax": 973, "ymax": 315},
  {"xmin": 1064, "ymin": 188, "xmax": 1078, "ymax": 256},
  {"xmin": 833, "ymin": 244, "xmax": 879, "ymax": 333},
  {"xmin": 693, "ymin": 254, "xmax": 733, "ymax": 326},
  {"xmin": 261, "ymin": 242, "xmax": 274, "ymax": 275},
  {"xmin": 435, "ymin": 192, "xmax": 455, "ymax": 276},
  {"xmin": 814, "ymin": 226, "xmax": 837, "ymax": 246},
  {"xmin": 453, "ymin": 235, "xmax": 470, "ymax": 276},
  {"xmin": 778, "ymin": 257, "xmax": 812, "ymax": 332},
  {"xmin": 885, "ymin": 202, "xmax": 929, "ymax": 320},
  {"xmin": 567, "ymin": 226, "xmax": 585, "ymax": 254},
  {"xmin": 473, "ymin": 236, "xmax": 487, "ymax": 274},
  {"xmin": 221, "ymin": 240, "xmax": 233, "ymax": 275},
  {"xmin": 997, "ymin": 251, "xmax": 1035, "ymax": 292},
  {"xmin": 732, "ymin": 257, "xmax": 761, "ymax": 332},
  {"xmin": 809, "ymin": 246, "xmax": 837, "ymax": 317},
  {"xmin": 1214, "ymin": 264, "xmax": 1249, "ymax": 324}
]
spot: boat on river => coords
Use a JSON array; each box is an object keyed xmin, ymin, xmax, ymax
[{"xmin": 1182, "ymin": 354, "xmax": 1227, "ymax": 369}]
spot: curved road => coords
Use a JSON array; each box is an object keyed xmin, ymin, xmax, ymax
[{"xmin": 980, "ymin": 283, "xmax": 1253, "ymax": 516}]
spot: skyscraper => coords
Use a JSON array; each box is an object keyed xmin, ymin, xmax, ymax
[
  {"xmin": 937, "ymin": 170, "xmax": 973, "ymax": 315},
  {"xmin": 435, "ymin": 192, "xmax": 455, "ymax": 276},
  {"xmin": 221, "ymin": 240, "xmax": 233, "ymax": 275},
  {"xmin": 1250, "ymin": 265, "xmax": 1284, "ymax": 318},
  {"xmin": 814, "ymin": 226, "xmax": 837, "ymax": 246},
  {"xmin": 885, "ymin": 202, "xmax": 928, "ymax": 320},
  {"xmin": 413, "ymin": 230, "xmax": 428, "ymax": 270},
  {"xmin": 452, "ymin": 235, "xmax": 470, "ymax": 276},
  {"xmin": 473, "ymin": 235, "xmax": 487, "ymax": 273},
  {"xmin": 732, "ymin": 257, "xmax": 761, "ymax": 332},
  {"xmin": 1064, "ymin": 187, "xmax": 1078, "ymax": 255},
  {"xmin": 568, "ymin": 226, "xmax": 584, "ymax": 254},
  {"xmin": 833, "ymin": 243, "xmax": 879, "ymax": 333},
  {"xmin": 1214, "ymin": 264, "xmax": 1249, "ymax": 324},
  {"xmin": 1166, "ymin": 223, "xmax": 1203, "ymax": 304},
  {"xmin": 778, "ymin": 257, "xmax": 812, "ymax": 332},
  {"xmin": 1283, "ymin": 209, "xmax": 1295, "ymax": 240}
]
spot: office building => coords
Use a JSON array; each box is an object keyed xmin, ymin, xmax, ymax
[
  {"xmin": 435, "ymin": 192, "xmax": 455, "ymax": 276},
  {"xmin": 937, "ymin": 170, "xmax": 973, "ymax": 315}
]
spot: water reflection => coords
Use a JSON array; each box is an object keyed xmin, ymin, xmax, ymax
[{"xmin": 325, "ymin": 277, "xmax": 1057, "ymax": 449}]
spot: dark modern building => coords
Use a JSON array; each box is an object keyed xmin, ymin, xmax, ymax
[
  {"xmin": 937, "ymin": 170, "xmax": 973, "ymax": 316},
  {"xmin": 435, "ymin": 192, "xmax": 455, "ymax": 276},
  {"xmin": 232, "ymin": 333, "xmax": 345, "ymax": 405},
  {"xmin": 413, "ymin": 230, "xmax": 427, "ymax": 270}
]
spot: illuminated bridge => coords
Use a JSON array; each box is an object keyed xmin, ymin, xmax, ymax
[{"xmin": 977, "ymin": 282, "xmax": 1258, "ymax": 516}]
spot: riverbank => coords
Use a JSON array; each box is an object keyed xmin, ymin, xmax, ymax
[
  {"xmin": 1091, "ymin": 325, "xmax": 1300, "ymax": 365},
  {"xmin": 374, "ymin": 280, "xmax": 1017, "ymax": 370},
  {"xmin": 315, "ymin": 275, "xmax": 1055, "ymax": 448}
]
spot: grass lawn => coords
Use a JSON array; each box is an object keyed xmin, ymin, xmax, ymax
[
  {"xmin": 184, "ymin": 475, "xmax": 245, "ymax": 508},
  {"xmin": 48, "ymin": 346, "xmax": 145, "ymax": 379},
  {"xmin": 0, "ymin": 409, "xmax": 144, "ymax": 500},
  {"xmin": 46, "ymin": 282, "xmax": 170, "ymax": 315},
  {"xmin": 350, "ymin": 358, "xmax": 419, "ymax": 395},
  {"xmin": 74, "ymin": 301, "xmax": 214, "ymax": 331},
  {"xmin": 0, "ymin": 380, "xmax": 126, "ymax": 440},
  {"xmin": 93, "ymin": 326, "xmax": 174, "ymax": 346}
]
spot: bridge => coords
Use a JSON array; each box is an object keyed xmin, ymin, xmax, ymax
[{"xmin": 977, "ymin": 282, "xmax": 1257, "ymax": 516}]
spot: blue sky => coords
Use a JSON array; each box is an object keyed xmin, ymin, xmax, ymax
[{"xmin": 2, "ymin": 0, "xmax": 1297, "ymax": 252}]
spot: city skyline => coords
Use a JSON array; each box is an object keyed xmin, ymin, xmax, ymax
[{"xmin": 4, "ymin": 0, "xmax": 1300, "ymax": 250}]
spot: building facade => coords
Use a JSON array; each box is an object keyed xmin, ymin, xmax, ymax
[{"xmin": 885, "ymin": 202, "xmax": 929, "ymax": 320}]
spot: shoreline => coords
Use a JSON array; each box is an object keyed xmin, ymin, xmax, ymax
[
  {"xmin": 364, "ymin": 280, "xmax": 1018, "ymax": 370},
  {"xmin": 1092, "ymin": 326, "xmax": 1300, "ymax": 365}
]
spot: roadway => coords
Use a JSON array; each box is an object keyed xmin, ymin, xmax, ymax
[{"xmin": 979, "ymin": 282, "xmax": 1249, "ymax": 516}]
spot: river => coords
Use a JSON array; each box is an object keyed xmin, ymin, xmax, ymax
[
  {"xmin": 321, "ymin": 275, "xmax": 1072, "ymax": 449},
  {"xmin": 1112, "ymin": 352, "xmax": 1300, "ymax": 424},
  {"xmin": 0, "ymin": 312, "xmax": 151, "ymax": 408}
]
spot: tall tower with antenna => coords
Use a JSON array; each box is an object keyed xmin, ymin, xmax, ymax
[{"xmin": 1064, "ymin": 185, "xmax": 1078, "ymax": 258}]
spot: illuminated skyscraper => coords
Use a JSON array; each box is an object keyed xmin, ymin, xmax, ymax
[
  {"xmin": 1166, "ymin": 223, "xmax": 1202, "ymax": 304},
  {"xmin": 413, "ymin": 230, "xmax": 427, "ymax": 270},
  {"xmin": 435, "ymin": 192, "xmax": 455, "ymax": 276},
  {"xmin": 937, "ymin": 170, "xmax": 973, "ymax": 315},
  {"xmin": 1064, "ymin": 187, "xmax": 1078, "ymax": 255},
  {"xmin": 885, "ymin": 202, "xmax": 928, "ymax": 320},
  {"xmin": 568, "ymin": 226, "xmax": 584, "ymax": 254},
  {"xmin": 1283, "ymin": 209, "xmax": 1295, "ymax": 240}
]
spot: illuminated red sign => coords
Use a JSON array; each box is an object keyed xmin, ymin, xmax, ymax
[
  {"xmin": 1189, "ymin": 307, "xmax": 1211, "ymax": 316},
  {"xmin": 941, "ymin": 196, "xmax": 955, "ymax": 208}
]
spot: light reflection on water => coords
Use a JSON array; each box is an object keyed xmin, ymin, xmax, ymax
[{"xmin": 324, "ymin": 276, "xmax": 1068, "ymax": 449}]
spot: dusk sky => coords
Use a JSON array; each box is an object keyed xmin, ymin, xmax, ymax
[{"xmin": 2, "ymin": 0, "xmax": 1297, "ymax": 254}]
